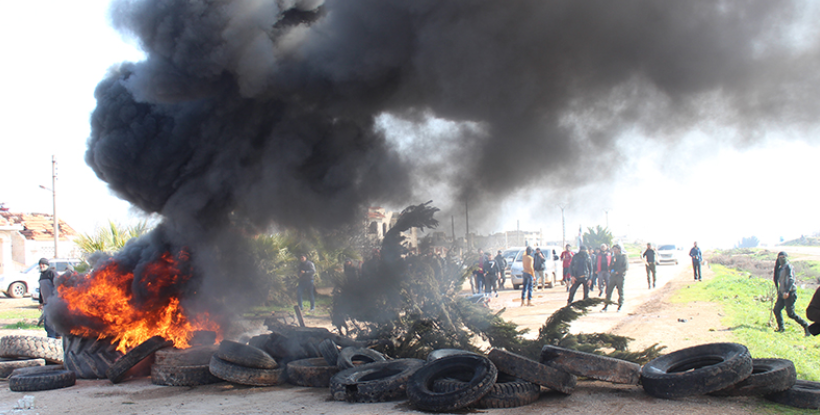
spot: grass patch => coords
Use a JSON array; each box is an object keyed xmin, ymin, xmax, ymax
[
  {"xmin": 0, "ymin": 309, "xmax": 41, "ymax": 320},
  {"xmin": 672, "ymin": 265, "xmax": 820, "ymax": 382},
  {"xmin": 243, "ymin": 293, "xmax": 333, "ymax": 318},
  {"xmin": 2, "ymin": 321, "xmax": 41, "ymax": 330}
]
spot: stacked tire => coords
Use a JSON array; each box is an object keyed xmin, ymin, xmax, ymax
[
  {"xmin": 0, "ymin": 335, "xmax": 73, "ymax": 392},
  {"xmin": 209, "ymin": 340, "xmax": 286, "ymax": 386}
]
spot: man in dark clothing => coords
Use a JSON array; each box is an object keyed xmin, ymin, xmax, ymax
[
  {"xmin": 297, "ymin": 254, "xmax": 317, "ymax": 312},
  {"xmin": 806, "ymin": 285, "xmax": 820, "ymax": 336},
  {"xmin": 603, "ymin": 244, "xmax": 629, "ymax": 312},
  {"xmin": 642, "ymin": 243, "xmax": 658, "ymax": 289},
  {"xmin": 689, "ymin": 242, "xmax": 703, "ymax": 281},
  {"xmin": 773, "ymin": 252, "xmax": 810, "ymax": 336},
  {"xmin": 533, "ymin": 248, "xmax": 546, "ymax": 290},
  {"xmin": 482, "ymin": 252, "xmax": 496, "ymax": 297},
  {"xmin": 494, "ymin": 250, "xmax": 507, "ymax": 290},
  {"xmin": 595, "ymin": 244, "xmax": 611, "ymax": 296},
  {"xmin": 567, "ymin": 245, "xmax": 593, "ymax": 304},
  {"xmin": 38, "ymin": 258, "xmax": 59, "ymax": 338}
]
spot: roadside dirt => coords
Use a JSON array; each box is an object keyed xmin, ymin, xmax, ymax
[{"xmin": 0, "ymin": 260, "xmax": 774, "ymax": 414}]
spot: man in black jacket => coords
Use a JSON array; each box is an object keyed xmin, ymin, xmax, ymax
[
  {"xmin": 533, "ymin": 248, "xmax": 546, "ymax": 290},
  {"xmin": 297, "ymin": 254, "xmax": 316, "ymax": 312},
  {"xmin": 604, "ymin": 245, "xmax": 629, "ymax": 312},
  {"xmin": 494, "ymin": 250, "xmax": 507, "ymax": 290},
  {"xmin": 38, "ymin": 258, "xmax": 59, "ymax": 338},
  {"xmin": 567, "ymin": 246, "xmax": 593, "ymax": 304}
]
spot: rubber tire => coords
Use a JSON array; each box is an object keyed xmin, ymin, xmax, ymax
[
  {"xmin": 337, "ymin": 347, "xmax": 386, "ymax": 369},
  {"xmin": 330, "ymin": 359, "xmax": 425, "ymax": 402},
  {"xmin": 154, "ymin": 345, "xmax": 217, "ymax": 367},
  {"xmin": 710, "ymin": 358, "xmax": 796, "ymax": 397},
  {"xmin": 640, "ymin": 342, "xmax": 753, "ymax": 399},
  {"xmin": 406, "ymin": 354, "xmax": 498, "ymax": 412},
  {"xmin": 151, "ymin": 364, "xmax": 221, "ymax": 386},
  {"xmin": 7, "ymin": 282, "xmax": 25, "ymax": 298},
  {"xmin": 209, "ymin": 355, "xmax": 287, "ymax": 386},
  {"xmin": 318, "ymin": 339, "xmax": 340, "ymax": 366},
  {"xmin": 433, "ymin": 372, "xmax": 541, "ymax": 409},
  {"xmin": 0, "ymin": 358, "xmax": 45, "ymax": 379},
  {"xmin": 0, "ymin": 335, "xmax": 63, "ymax": 363},
  {"xmin": 287, "ymin": 357, "xmax": 341, "ymax": 387},
  {"xmin": 9, "ymin": 366, "xmax": 75, "ymax": 392},
  {"xmin": 62, "ymin": 336, "xmax": 122, "ymax": 380},
  {"xmin": 217, "ymin": 340, "xmax": 278, "ymax": 369},
  {"xmin": 106, "ymin": 336, "xmax": 174, "ymax": 384},
  {"xmin": 540, "ymin": 344, "xmax": 641, "ymax": 385},
  {"xmin": 426, "ymin": 349, "xmax": 479, "ymax": 362},
  {"xmin": 488, "ymin": 348, "xmax": 576, "ymax": 394},
  {"xmin": 766, "ymin": 380, "xmax": 820, "ymax": 409}
]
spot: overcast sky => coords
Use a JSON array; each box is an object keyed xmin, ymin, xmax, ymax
[{"xmin": 2, "ymin": 1, "xmax": 819, "ymax": 250}]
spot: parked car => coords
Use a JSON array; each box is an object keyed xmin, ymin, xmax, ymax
[
  {"xmin": 499, "ymin": 248, "xmax": 520, "ymax": 289},
  {"xmin": 656, "ymin": 244, "xmax": 681, "ymax": 265},
  {"xmin": 0, "ymin": 258, "xmax": 81, "ymax": 298},
  {"xmin": 509, "ymin": 246, "xmax": 562, "ymax": 290}
]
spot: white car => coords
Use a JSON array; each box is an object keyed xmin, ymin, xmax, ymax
[
  {"xmin": 509, "ymin": 246, "xmax": 562, "ymax": 290},
  {"xmin": 656, "ymin": 244, "xmax": 681, "ymax": 265},
  {"xmin": 0, "ymin": 258, "xmax": 80, "ymax": 298}
]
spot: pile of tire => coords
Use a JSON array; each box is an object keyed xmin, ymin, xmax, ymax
[
  {"xmin": 63, "ymin": 336, "xmax": 122, "ymax": 379},
  {"xmin": 208, "ymin": 340, "xmax": 285, "ymax": 386},
  {"xmin": 0, "ymin": 335, "xmax": 74, "ymax": 392}
]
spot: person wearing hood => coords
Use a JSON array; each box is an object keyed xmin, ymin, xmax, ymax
[
  {"xmin": 772, "ymin": 251, "xmax": 810, "ymax": 336},
  {"xmin": 603, "ymin": 244, "xmax": 629, "ymax": 312},
  {"xmin": 567, "ymin": 245, "xmax": 593, "ymax": 304},
  {"xmin": 37, "ymin": 258, "xmax": 60, "ymax": 338}
]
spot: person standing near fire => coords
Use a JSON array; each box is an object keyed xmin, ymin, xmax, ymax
[
  {"xmin": 595, "ymin": 244, "xmax": 611, "ymax": 296},
  {"xmin": 533, "ymin": 247, "xmax": 546, "ymax": 290},
  {"xmin": 494, "ymin": 250, "xmax": 507, "ymax": 290},
  {"xmin": 603, "ymin": 244, "xmax": 629, "ymax": 312},
  {"xmin": 567, "ymin": 245, "xmax": 593, "ymax": 304},
  {"xmin": 560, "ymin": 244, "xmax": 574, "ymax": 291},
  {"xmin": 297, "ymin": 254, "xmax": 316, "ymax": 312},
  {"xmin": 521, "ymin": 247, "xmax": 535, "ymax": 306},
  {"xmin": 642, "ymin": 243, "xmax": 658, "ymax": 289},
  {"xmin": 689, "ymin": 241, "xmax": 703, "ymax": 281},
  {"xmin": 38, "ymin": 258, "xmax": 59, "ymax": 338}
]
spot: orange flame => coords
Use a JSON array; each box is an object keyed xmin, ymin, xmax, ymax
[{"xmin": 58, "ymin": 251, "xmax": 221, "ymax": 353}]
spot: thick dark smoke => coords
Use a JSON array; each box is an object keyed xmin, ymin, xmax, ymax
[{"xmin": 78, "ymin": 0, "xmax": 820, "ymax": 323}]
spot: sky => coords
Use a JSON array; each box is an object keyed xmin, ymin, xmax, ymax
[{"xmin": 1, "ymin": 1, "xmax": 819, "ymax": 250}]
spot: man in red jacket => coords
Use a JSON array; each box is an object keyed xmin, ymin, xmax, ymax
[{"xmin": 560, "ymin": 244, "xmax": 574, "ymax": 292}]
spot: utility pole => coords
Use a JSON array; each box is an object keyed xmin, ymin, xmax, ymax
[
  {"xmin": 465, "ymin": 202, "xmax": 470, "ymax": 249},
  {"xmin": 39, "ymin": 156, "xmax": 59, "ymax": 258},
  {"xmin": 558, "ymin": 205, "xmax": 566, "ymax": 248}
]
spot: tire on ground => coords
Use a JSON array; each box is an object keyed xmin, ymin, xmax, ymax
[
  {"xmin": 330, "ymin": 359, "xmax": 424, "ymax": 403},
  {"xmin": 433, "ymin": 372, "xmax": 540, "ymax": 409},
  {"xmin": 287, "ymin": 357, "xmax": 341, "ymax": 387},
  {"xmin": 154, "ymin": 345, "xmax": 218, "ymax": 367},
  {"xmin": 488, "ymin": 348, "xmax": 575, "ymax": 394},
  {"xmin": 0, "ymin": 335, "xmax": 64, "ymax": 363},
  {"xmin": 0, "ymin": 358, "xmax": 45, "ymax": 379},
  {"xmin": 105, "ymin": 336, "xmax": 174, "ymax": 384},
  {"xmin": 540, "ymin": 344, "xmax": 641, "ymax": 385},
  {"xmin": 765, "ymin": 380, "xmax": 820, "ymax": 409},
  {"xmin": 318, "ymin": 339, "xmax": 340, "ymax": 366},
  {"xmin": 151, "ymin": 364, "xmax": 221, "ymax": 386},
  {"xmin": 9, "ymin": 365, "xmax": 76, "ymax": 392},
  {"xmin": 640, "ymin": 342, "xmax": 753, "ymax": 399},
  {"xmin": 336, "ymin": 347, "xmax": 386, "ymax": 369},
  {"xmin": 209, "ymin": 355, "xmax": 287, "ymax": 386},
  {"xmin": 406, "ymin": 354, "xmax": 498, "ymax": 412},
  {"xmin": 426, "ymin": 348, "xmax": 479, "ymax": 362},
  {"xmin": 216, "ymin": 340, "xmax": 278, "ymax": 369},
  {"xmin": 710, "ymin": 358, "xmax": 796, "ymax": 397},
  {"xmin": 62, "ymin": 336, "xmax": 123, "ymax": 380}
]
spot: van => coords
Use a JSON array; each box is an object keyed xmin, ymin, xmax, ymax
[
  {"xmin": 509, "ymin": 246, "xmax": 562, "ymax": 290},
  {"xmin": 0, "ymin": 258, "xmax": 81, "ymax": 298}
]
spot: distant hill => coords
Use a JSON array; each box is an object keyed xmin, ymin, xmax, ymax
[{"xmin": 779, "ymin": 236, "xmax": 820, "ymax": 247}]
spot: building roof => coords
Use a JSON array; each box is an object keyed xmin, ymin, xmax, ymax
[{"xmin": 0, "ymin": 212, "xmax": 77, "ymax": 241}]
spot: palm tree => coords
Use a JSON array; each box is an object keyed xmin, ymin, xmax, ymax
[{"xmin": 75, "ymin": 220, "xmax": 152, "ymax": 256}]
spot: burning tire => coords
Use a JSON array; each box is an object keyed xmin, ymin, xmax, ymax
[
  {"xmin": 766, "ymin": 380, "xmax": 820, "ymax": 409},
  {"xmin": 151, "ymin": 363, "xmax": 221, "ymax": 386},
  {"xmin": 0, "ymin": 335, "xmax": 63, "ymax": 364},
  {"xmin": 9, "ymin": 365, "xmax": 76, "ymax": 392},
  {"xmin": 337, "ymin": 347, "xmax": 386, "ymax": 369},
  {"xmin": 209, "ymin": 355, "xmax": 287, "ymax": 386},
  {"xmin": 106, "ymin": 336, "xmax": 174, "ymax": 384},
  {"xmin": 154, "ymin": 345, "xmax": 218, "ymax": 367},
  {"xmin": 539, "ymin": 344, "xmax": 641, "ymax": 385},
  {"xmin": 329, "ymin": 358, "xmax": 425, "ymax": 403},
  {"xmin": 488, "ymin": 349, "xmax": 576, "ymax": 394},
  {"xmin": 318, "ymin": 339, "xmax": 340, "ymax": 366},
  {"xmin": 287, "ymin": 357, "xmax": 341, "ymax": 388},
  {"xmin": 63, "ymin": 336, "xmax": 123, "ymax": 380},
  {"xmin": 406, "ymin": 354, "xmax": 498, "ymax": 412},
  {"xmin": 0, "ymin": 358, "xmax": 45, "ymax": 379},
  {"xmin": 710, "ymin": 358, "xmax": 796, "ymax": 397},
  {"xmin": 216, "ymin": 340, "xmax": 278, "ymax": 369},
  {"xmin": 433, "ymin": 372, "xmax": 541, "ymax": 409},
  {"xmin": 640, "ymin": 342, "xmax": 753, "ymax": 399}
]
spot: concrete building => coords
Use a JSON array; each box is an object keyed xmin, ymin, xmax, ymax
[{"xmin": 0, "ymin": 212, "xmax": 79, "ymax": 274}]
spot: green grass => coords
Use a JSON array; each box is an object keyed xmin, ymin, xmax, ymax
[
  {"xmin": 671, "ymin": 265, "xmax": 820, "ymax": 382},
  {"xmin": 244, "ymin": 293, "xmax": 333, "ymax": 318},
  {"xmin": 0, "ymin": 308, "xmax": 41, "ymax": 320},
  {"xmin": 2, "ymin": 321, "xmax": 41, "ymax": 330}
]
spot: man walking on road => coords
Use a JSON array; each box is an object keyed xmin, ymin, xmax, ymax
[
  {"xmin": 533, "ymin": 247, "xmax": 546, "ymax": 290},
  {"xmin": 690, "ymin": 242, "xmax": 703, "ymax": 281},
  {"xmin": 567, "ymin": 245, "xmax": 593, "ymax": 304},
  {"xmin": 603, "ymin": 244, "xmax": 629, "ymax": 312},
  {"xmin": 773, "ymin": 252, "xmax": 811, "ymax": 336},
  {"xmin": 560, "ymin": 244, "xmax": 574, "ymax": 291},
  {"xmin": 494, "ymin": 250, "xmax": 507, "ymax": 290},
  {"xmin": 642, "ymin": 243, "xmax": 658, "ymax": 289},
  {"xmin": 595, "ymin": 244, "xmax": 611, "ymax": 296}
]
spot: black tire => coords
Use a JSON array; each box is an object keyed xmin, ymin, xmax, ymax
[
  {"xmin": 151, "ymin": 364, "xmax": 221, "ymax": 386},
  {"xmin": 433, "ymin": 372, "xmax": 541, "ymax": 409},
  {"xmin": 406, "ymin": 354, "xmax": 498, "ymax": 412},
  {"xmin": 766, "ymin": 380, "xmax": 820, "ymax": 409},
  {"xmin": 9, "ymin": 366, "xmax": 75, "ymax": 392},
  {"xmin": 318, "ymin": 339, "xmax": 340, "ymax": 366},
  {"xmin": 248, "ymin": 334, "xmax": 269, "ymax": 350},
  {"xmin": 7, "ymin": 282, "xmax": 26, "ymax": 298},
  {"xmin": 330, "ymin": 359, "xmax": 425, "ymax": 402},
  {"xmin": 154, "ymin": 345, "xmax": 217, "ymax": 367},
  {"xmin": 209, "ymin": 355, "xmax": 287, "ymax": 386},
  {"xmin": 540, "ymin": 344, "xmax": 641, "ymax": 385},
  {"xmin": 0, "ymin": 335, "xmax": 63, "ymax": 363},
  {"xmin": 640, "ymin": 342, "xmax": 753, "ymax": 399},
  {"xmin": 0, "ymin": 358, "xmax": 45, "ymax": 379},
  {"xmin": 287, "ymin": 357, "xmax": 341, "ymax": 387},
  {"xmin": 711, "ymin": 358, "xmax": 796, "ymax": 397},
  {"xmin": 62, "ymin": 336, "xmax": 123, "ymax": 380},
  {"xmin": 217, "ymin": 340, "xmax": 278, "ymax": 369},
  {"xmin": 337, "ymin": 347, "xmax": 386, "ymax": 369},
  {"xmin": 106, "ymin": 336, "xmax": 174, "ymax": 384},
  {"xmin": 426, "ymin": 349, "xmax": 479, "ymax": 362},
  {"xmin": 488, "ymin": 348, "xmax": 576, "ymax": 394}
]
